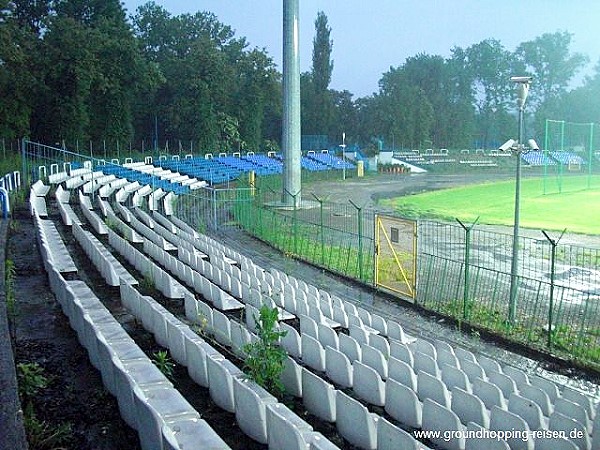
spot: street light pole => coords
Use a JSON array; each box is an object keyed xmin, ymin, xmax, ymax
[
  {"xmin": 341, "ymin": 132, "xmax": 346, "ymax": 181},
  {"xmin": 508, "ymin": 76, "xmax": 531, "ymax": 324}
]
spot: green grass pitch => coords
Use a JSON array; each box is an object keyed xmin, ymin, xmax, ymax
[{"xmin": 380, "ymin": 175, "xmax": 600, "ymax": 235}]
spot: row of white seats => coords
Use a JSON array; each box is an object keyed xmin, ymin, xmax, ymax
[
  {"xmin": 33, "ymin": 214, "xmax": 77, "ymax": 273},
  {"xmin": 106, "ymin": 227, "xmax": 188, "ymax": 299},
  {"xmin": 142, "ymin": 236, "xmax": 242, "ymax": 311},
  {"xmin": 33, "ymin": 215, "xmax": 229, "ymax": 450},
  {"xmin": 72, "ymin": 222, "xmax": 137, "ymax": 287},
  {"xmin": 120, "ymin": 282, "xmax": 339, "ymax": 450},
  {"xmin": 82, "ymin": 174, "xmax": 116, "ymax": 194}
]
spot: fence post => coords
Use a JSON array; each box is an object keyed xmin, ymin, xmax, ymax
[
  {"xmin": 349, "ymin": 200, "xmax": 364, "ymax": 281},
  {"xmin": 456, "ymin": 217, "xmax": 479, "ymax": 321},
  {"xmin": 311, "ymin": 193, "xmax": 325, "ymax": 265},
  {"xmin": 541, "ymin": 228, "xmax": 566, "ymax": 349},
  {"xmin": 21, "ymin": 138, "xmax": 27, "ymax": 187}
]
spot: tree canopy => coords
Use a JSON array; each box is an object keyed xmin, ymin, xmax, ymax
[{"xmin": 1, "ymin": 3, "xmax": 598, "ymax": 153}]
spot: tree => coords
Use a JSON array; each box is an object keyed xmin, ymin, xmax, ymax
[
  {"xmin": 514, "ymin": 31, "xmax": 588, "ymax": 134},
  {"xmin": 303, "ymin": 11, "xmax": 334, "ymax": 136},
  {"xmin": 461, "ymin": 39, "xmax": 514, "ymax": 147}
]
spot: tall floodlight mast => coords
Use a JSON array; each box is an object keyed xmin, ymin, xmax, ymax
[{"xmin": 282, "ymin": 0, "xmax": 302, "ymax": 206}]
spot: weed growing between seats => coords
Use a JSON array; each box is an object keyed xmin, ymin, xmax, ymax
[
  {"xmin": 152, "ymin": 349, "xmax": 176, "ymax": 380},
  {"xmin": 17, "ymin": 362, "xmax": 74, "ymax": 449},
  {"xmin": 243, "ymin": 305, "xmax": 288, "ymax": 396}
]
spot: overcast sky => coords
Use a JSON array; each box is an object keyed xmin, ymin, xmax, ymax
[{"xmin": 122, "ymin": 0, "xmax": 600, "ymax": 98}]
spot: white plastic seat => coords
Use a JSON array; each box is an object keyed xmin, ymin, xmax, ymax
[
  {"xmin": 325, "ymin": 346, "xmax": 353, "ymax": 388},
  {"xmin": 489, "ymin": 406, "xmax": 534, "ymax": 450},
  {"xmin": 554, "ymin": 397, "xmax": 591, "ymax": 433},
  {"xmin": 302, "ymin": 368, "xmax": 336, "ymax": 422},
  {"xmin": 369, "ymin": 333, "xmax": 391, "ymax": 359},
  {"xmin": 422, "ymin": 398, "xmax": 465, "ymax": 450},
  {"xmin": 349, "ymin": 324, "xmax": 371, "ymax": 345},
  {"xmin": 418, "ymin": 370, "xmax": 451, "ymax": 408},
  {"xmin": 317, "ymin": 323, "xmax": 339, "ymax": 350},
  {"xmin": 438, "ymin": 348, "xmax": 460, "ymax": 368},
  {"xmin": 302, "ymin": 334, "xmax": 326, "ymax": 372},
  {"xmin": 339, "ymin": 333, "xmax": 361, "ymax": 363},
  {"xmin": 353, "ymin": 361, "xmax": 386, "ymax": 406},
  {"xmin": 411, "ymin": 339, "xmax": 437, "ymax": 360},
  {"xmin": 233, "ymin": 377, "xmax": 278, "ymax": 444},
  {"xmin": 300, "ymin": 314, "xmax": 319, "ymax": 339},
  {"xmin": 207, "ymin": 355, "xmax": 242, "ymax": 413},
  {"xmin": 488, "ymin": 370, "xmax": 517, "ymax": 399},
  {"xmin": 561, "ymin": 386, "xmax": 595, "ymax": 420},
  {"xmin": 371, "ymin": 313, "xmax": 388, "ymax": 336},
  {"xmin": 442, "ymin": 363, "xmax": 472, "ymax": 393},
  {"xmin": 161, "ymin": 418, "xmax": 229, "ymax": 450},
  {"xmin": 280, "ymin": 356, "xmax": 302, "ymax": 398},
  {"xmin": 519, "ymin": 383, "xmax": 553, "ymax": 416},
  {"xmin": 455, "ymin": 347, "xmax": 476, "ymax": 363},
  {"xmin": 503, "ymin": 365, "xmax": 529, "ymax": 387},
  {"xmin": 534, "ymin": 435, "xmax": 578, "ymax": 450},
  {"xmin": 387, "ymin": 319, "xmax": 416, "ymax": 344},
  {"xmin": 549, "ymin": 411, "xmax": 591, "ymax": 450},
  {"xmin": 361, "ymin": 343, "xmax": 388, "ymax": 380},
  {"xmin": 336, "ymin": 390, "xmax": 378, "ymax": 450},
  {"xmin": 390, "ymin": 341, "xmax": 414, "ymax": 367},
  {"xmin": 377, "ymin": 416, "xmax": 421, "ymax": 450},
  {"xmin": 280, "ymin": 322, "xmax": 302, "ymax": 359},
  {"xmin": 388, "ymin": 357, "xmax": 417, "ymax": 391},
  {"xmin": 385, "ymin": 378, "xmax": 422, "ymax": 428},
  {"xmin": 473, "ymin": 377, "xmax": 507, "ymax": 411},
  {"xmin": 461, "ymin": 358, "xmax": 486, "ymax": 384},
  {"xmin": 266, "ymin": 403, "xmax": 318, "ymax": 450},
  {"xmin": 508, "ymin": 392, "xmax": 546, "ymax": 431},
  {"xmin": 477, "ymin": 355, "xmax": 502, "ymax": 377},
  {"xmin": 413, "ymin": 351, "xmax": 440, "ymax": 377},
  {"xmin": 530, "ymin": 375, "xmax": 560, "ymax": 403},
  {"xmin": 451, "ymin": 386, "xmax": 490, "ymax": 428}
]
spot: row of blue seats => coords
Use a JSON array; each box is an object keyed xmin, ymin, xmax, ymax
[{"xmin": 308, "ymin": 153, "xmax": 356, "ymax": 170}]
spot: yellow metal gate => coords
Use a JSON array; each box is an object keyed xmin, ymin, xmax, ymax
[{"xmin": 374, "ymin": 214, "xmax": 417, "ymax": 300}]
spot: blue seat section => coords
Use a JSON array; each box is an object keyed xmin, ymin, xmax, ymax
[
  {"xmin": 99, "ymin": 165, "xmax": 191, "ymax": 195},
  {"xmin": 550, "ymin": 151, "xmax": 586, "ymax": 165},
  {"xmin": 241, "ymin": 155, "xmax": 283, "ymax": 175},
  {"xmin": 521, "ymin": 152, "xmax": 556, "ymax": 166},
  {"xmin": 273, "ymin": 153, "xmax": 331, "ymax": 172},
  {"xmin": 308, "ymin": 152, "xmax": 356, "ymax": 170},
  {"xmin": 215, "ymin": 156, "xmax": 280, "ymax": 177},
  {"xmin": 157, "ymin": 158, "xmax": 242, "ymax": 185}
]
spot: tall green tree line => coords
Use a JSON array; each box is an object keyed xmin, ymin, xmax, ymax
[{"xmin": 1, "ymin": 4, "xmax": 598, "ymax": 153}]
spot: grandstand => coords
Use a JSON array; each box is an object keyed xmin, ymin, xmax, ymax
[{"xmin": 16, "ymin": 151, "xmax": 600, "ymax": 450}]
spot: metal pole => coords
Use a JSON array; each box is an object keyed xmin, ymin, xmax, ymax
[
  {"xmin": 282, "ymin": 0, "xmax": 302, "ymax": 207},
  {"xmin": 542, "ymin": 228, "xmax": 566, "ymax": 349},
  {"xmin": 456, "ymin": 217, "xmax": 479, "ymax": 321},
  {"xmin": 508, "ymin": 104, "xmax": 524, "ymax": 325},
  {"xmin": 349, "ymin": 199, "xmax": 363, "ymax": 280},
  {"xmin": 311, "ymin": 193, "xmax": 325, "ymax": 265},
  {"xmin": 21, "ymin": 138, "xmax": 27, "ymax": 187},
  {"xmin": 543, "ymin": 119, "xmax": 549, "ymax": 195},
  {"xmin": 342, "ymin": 132, "xmax": 346, "ymax": 181},
  {"xmin": 588, "ymin": 123, "xmax": 594, "ymax": 189}
]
